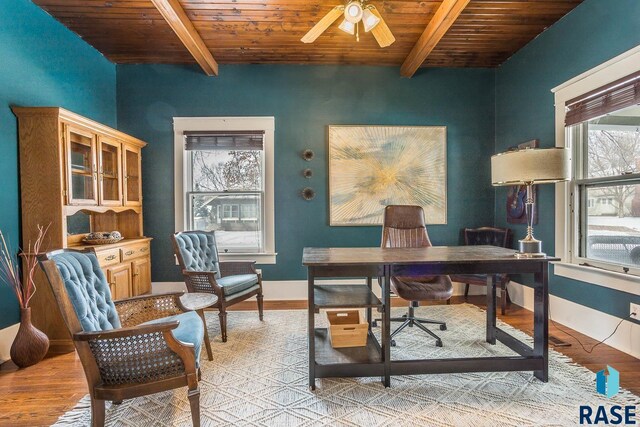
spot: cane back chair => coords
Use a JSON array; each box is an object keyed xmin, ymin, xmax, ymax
[
  {"xmin": 171, "ymin": 230, "xmax": 264, "ymax": 342},
  {"xmin": 39, "ymin": 248, "xmax": 203, "ymax": 427}
]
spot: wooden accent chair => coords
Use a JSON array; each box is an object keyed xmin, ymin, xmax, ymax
[
  {"xmin": 450, "ymin": 226, "xmax": 513, "ymax": 315},
  {"xmin": 171, "ymin": 230, "xmax": 264, "ymax": 342},
  {"xmin": 378, "ymin": 205, "xmax": 453, "ymax": 347},
  {"xmin": 39, "ymin": 249, "xmax": 203, "ymax": 427}
]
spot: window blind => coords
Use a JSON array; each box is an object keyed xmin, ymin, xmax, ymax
[
  {"xmin": 565, "ymin": 70, "xmax": 640, "ymax": 126},
  {"xmin": 185, "ymin": 130, "xmax": 264, "ymax": 150}
]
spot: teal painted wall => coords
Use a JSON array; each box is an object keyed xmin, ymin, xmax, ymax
[
  {"xmin": 0, "ymin": 0, "xmax": 116, "ymax": 329},
  {"xmin": 495, "ymin": 0, "xmax": 640, "ymax": 321},
  {"xmin": 116, "ymin": 65, "xmax": 496, "ymax": 282}
]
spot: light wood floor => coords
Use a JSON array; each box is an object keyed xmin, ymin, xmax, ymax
[{"xmin": 0, "ymin": 296, "xmax": 638, "ymax": 426}]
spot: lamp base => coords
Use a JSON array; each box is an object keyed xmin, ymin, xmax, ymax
[{"xmin": 515, "ymin": 237, "xmax": 546, "ymax": 258}]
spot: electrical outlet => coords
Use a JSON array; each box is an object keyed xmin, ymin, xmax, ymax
[{"xmin": 631, "ymin": 302, "xmax": 640, "ymax": 318}]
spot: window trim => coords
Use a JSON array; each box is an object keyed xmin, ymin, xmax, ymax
[
  {"xmin": 552, "ymin": 45, "xmax": 640, "ymax": 294},
  {"xmin": 174, "ymin": 116, "xmax": 276, "ymax": 264}
]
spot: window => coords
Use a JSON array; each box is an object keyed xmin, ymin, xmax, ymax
[
  {"xmin": 568, "ymin": 108, "xmax": 640, "ymax": 270},
  {"xmin": 174, "ymin": 117, "xmax": 276, "ymax": 263},
  {"xmin": 552, "ymin": 46, "xmax": 640, "ymax": 295},
  {"xmin": 221, "ymin": 204, "xmax": 240, "ymax": 220},
  {"xmin": 554, "ymin": 48, "xmax": 640, "ymax": 287}
]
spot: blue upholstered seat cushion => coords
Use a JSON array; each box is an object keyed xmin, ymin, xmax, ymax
[
  {"xmin": 217, "ymin": 274, "xmax": 259, "ymax": 297},
  {"xmin": 51, "ymin": 252, "xmax": 121, "ymax": 332},
  {"xmin": 174, "ymin": 232, "xmax": 221, "ymax": 279},
  {"xmin": 142, "ymin": 311, "xmax": 204, "ymax": 366}
]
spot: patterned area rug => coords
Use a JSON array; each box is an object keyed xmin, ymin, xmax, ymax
[{"xmin": 55, "ymin": 304, "xmax": 639, "ymax": 426}]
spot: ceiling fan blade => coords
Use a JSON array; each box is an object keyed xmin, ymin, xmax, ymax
[
  {"xmin": 368, "ymin": 6, "xmax": 396, "ymax": 48},
  {"xmin": 301, "ymin": 6, "xmax": 344, "ymax": 43}
]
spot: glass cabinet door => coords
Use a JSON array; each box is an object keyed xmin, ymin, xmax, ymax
[
  {"xmin": 98, "ymin": 137, "xmax": 122, "ymax": 206},
  {"xmin": 65, "ymin": 125, "xmax": 98, "ymax": 205},
  {"xmin": 123, "ymin": 145, "xmax": 142, "ymax": 206}
]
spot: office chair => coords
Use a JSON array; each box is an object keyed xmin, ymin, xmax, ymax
[
  {"xmin": 375, "ymin": 205, "xmax": 453, "ymax": 347},
  {"xmin": 450, "ymin": 226, "xmax": 513, "ymax": 315}
]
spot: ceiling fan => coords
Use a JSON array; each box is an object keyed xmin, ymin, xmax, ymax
[{"xmin": 301, "ymin": 1, "xmax": 395, "ymax": 47}]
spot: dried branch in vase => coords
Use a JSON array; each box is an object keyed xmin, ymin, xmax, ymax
[{"xmin": 0, "ymin": 224, "xmax": 50, "ymax": 309}]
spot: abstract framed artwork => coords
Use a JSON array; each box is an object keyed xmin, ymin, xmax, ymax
[{"xmin": 328, "ymin": 125, "xmax": 447, "ymax": 226}]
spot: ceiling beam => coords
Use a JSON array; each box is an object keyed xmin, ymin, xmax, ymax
[
  {"xmin": 400, "ymin": 0, "xmax": 470, "ymax": 78},
  {"xmin": 149, "ymin": 0, "xmax": 218, "ymax": 76}
]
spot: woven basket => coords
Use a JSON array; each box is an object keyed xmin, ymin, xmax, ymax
[{"xmin": 82, "ymin": 237, "xmax": 124, "ymax": 245}]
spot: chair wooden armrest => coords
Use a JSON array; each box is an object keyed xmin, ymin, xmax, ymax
[
  {"xmin": 219, "ymin": 261, "xmax": 258, "ymax": 277},
  {"xmin": 114, "ymin": 292, "xmax": 189, "ymax": 327},
  {"xmin": 181, "ymin": 270, "xmax": 223, "ymax": 294}
]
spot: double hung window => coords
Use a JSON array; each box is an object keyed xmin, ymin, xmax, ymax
[
  {"xmin": 186, "ymin": 131, "xmax": 264, "ymax": 254},
  {"xmin": 566, "ymin": 72, "xmax": 640, "ymax": 273}
]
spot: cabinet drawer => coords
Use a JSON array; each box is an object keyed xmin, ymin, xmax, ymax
[
  {"xmin": 121, "ymin": 243, "xmax": 150, "ymax": 261},
  {"xmin": 96, "ymin": 248, "xmax": 121, "ymax": 267}
]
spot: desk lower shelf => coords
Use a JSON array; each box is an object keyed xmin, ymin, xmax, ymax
[
  {"xmin": 313, "ymin": 284, "xmax": 382, "ymax": 309},
  {"xmin": 314, "ymin": 328, "xmax": 384, "ymax": 378}
]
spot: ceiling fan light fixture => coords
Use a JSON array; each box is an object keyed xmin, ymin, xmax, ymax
[
  {"xmin": 338, "ymin": 18, "xmax": 356, "ymax": 34},
  {"xmin": 362, "ymin": 8, "xmax": 380, "ymax": 32},
  {"xmin": 344, "ymin": 1, "xmax": 364, "ymax": 23}
]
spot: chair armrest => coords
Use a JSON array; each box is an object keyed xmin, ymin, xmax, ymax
[
  {"xmin": 181, "ymin": 270, "xmax": 223, "ymax": 295},
  {"xmin": 75, "ymin": 321, "xmax": 198, "ymax": 386},
  {"xmin": 115, "ymin": 293, "xmax": 188, "ymax": 328},
  {"xmin": 219, "ymin": 261, "xmax": 258, "ymax": 277}
]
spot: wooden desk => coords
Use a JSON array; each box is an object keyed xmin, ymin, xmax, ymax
[{"xmin": 303, "ymin": 245, "xmax": 558, "ymax": 389}]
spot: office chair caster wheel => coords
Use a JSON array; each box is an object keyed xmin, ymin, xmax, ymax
[
  {"xmin": 390, "ymin": 340, "xmax": 396, "ymax": 347},
  {"xmin": 436, "ymin": 340, "xmax": 443, "ymax": 347},
  {"xmin": 440, "ymin": 324, "xmax": 447, "ymax": 331},
  {"xmin": 372, "ymin": 320, "xmax": 378, "ymax": 327},
  {"xmin": 402, "ymin": 314, "xmax": 407, "ymax": 318}
]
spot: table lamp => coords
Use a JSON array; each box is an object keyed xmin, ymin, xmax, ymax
[{"xmin": 491, "ymin": 147, "xmax": 570, "ymax": 257}]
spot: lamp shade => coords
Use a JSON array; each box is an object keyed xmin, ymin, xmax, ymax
[
  {"xmin": 491, "ymin": 147, "xmax": 570, "ymax": 186},
  {"xmin": 338, "ymin": 19, "xmax": 356, "ymax": 35},
  {"xmin": 362, "ymin": 9, "xmax": 380, "ymax": 32}
]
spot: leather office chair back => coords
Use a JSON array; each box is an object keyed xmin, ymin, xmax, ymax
[
  {"xmin": 381, "ymin": 205, "xmax": 432, "ymax": 249},
  {"xmin": 463, "ymin": 227, "xmax": 512, "ymax": 248}
]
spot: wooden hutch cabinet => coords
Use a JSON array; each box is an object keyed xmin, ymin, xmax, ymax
[{"xmin": 13, "ymin": 107, "xmax": 152, "ymax": 353}]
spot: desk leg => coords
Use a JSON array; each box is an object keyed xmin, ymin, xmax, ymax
[
  {"xmin": 383, "ymin": 266, "xmax": 391, "ymax": 388},
  {"xmin": 533, "ymin": 267, "xmax": 549, "ymax": 382},
  {"xmin": 486, "ymin": 274, "xmax": 497, "ymax": 345},
  {"xmin": 308, "ymin": 268, "xmax": 316, "ymax": 391},
  {"xmin": 366, "ymin": 277, "xmax": 372, "ymax": 332}
]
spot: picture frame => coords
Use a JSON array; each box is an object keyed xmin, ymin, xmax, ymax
[{"xmin": 328, "ymin": 125, "xmax": 447, "ymax": 226}]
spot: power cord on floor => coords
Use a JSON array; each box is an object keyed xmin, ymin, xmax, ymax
[{"xmin": 548, "ymin": 305, "xmax": 635, "ymax": 354}]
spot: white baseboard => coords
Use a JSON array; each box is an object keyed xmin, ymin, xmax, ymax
[
  {"xmin": 507, "ymin": 281, "xmax": 640, "ymax": 359},
  {"xmin": 152, "ymin": 280, "xmax": 487, "ymax": 301},
  {"xmin": 0, "ymin": 323, "xmax": 19, "ymax": 364}
]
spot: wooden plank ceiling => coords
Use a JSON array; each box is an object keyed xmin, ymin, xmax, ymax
[{"xmin": 33, "ymin": 0, "xmax": 582, "ymax": 69}]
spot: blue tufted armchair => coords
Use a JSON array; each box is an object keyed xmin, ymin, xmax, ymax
[
  {"xmin": 171, "ymin": 230, "xmax": 264, "ymax": 342},
  {"xmin": 39, "ymin": 249, "xmax": 204, "ymax": 427}
]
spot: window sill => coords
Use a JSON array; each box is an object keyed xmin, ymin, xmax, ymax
[
  {"xmin": 553, "ymin": 261, "xmax": 640, "ymax": 295},
  {"xmin": 219, "ymin": 252, "xmax": 277, "ymax": 264}
]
